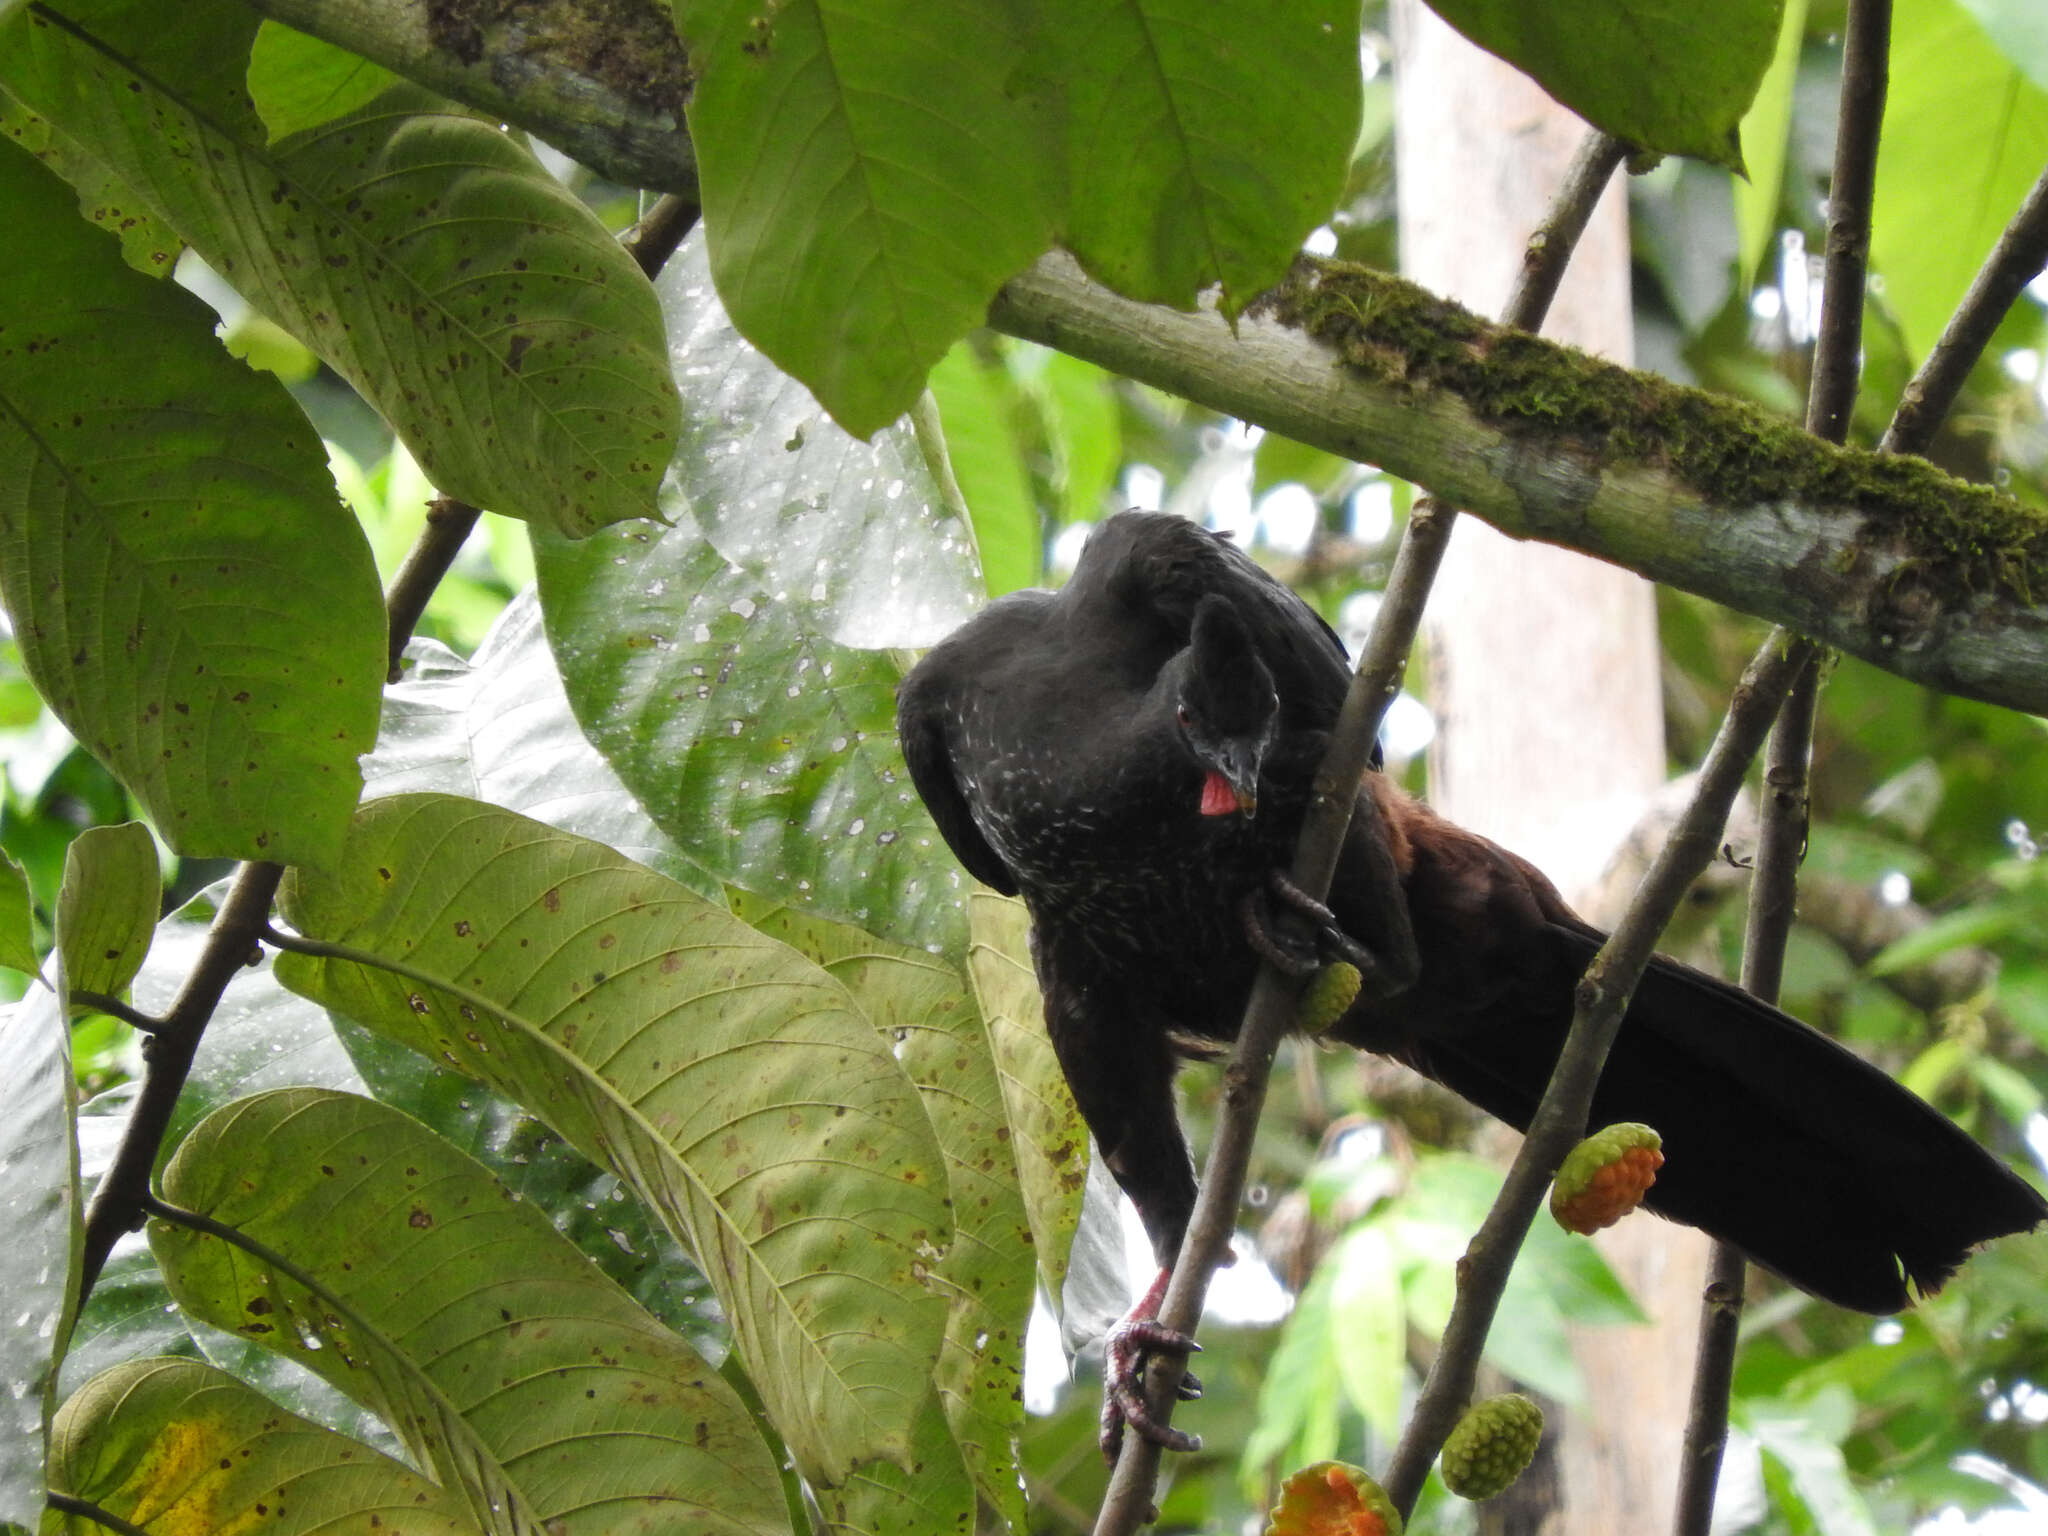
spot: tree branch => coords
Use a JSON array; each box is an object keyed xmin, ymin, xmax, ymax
[
  {"xmin": 248, "ymin": 5, "xmax": 2048, "ymax": 716},
  {"xmin": 1677, "ymin": 6, "xmax": 1889, "ymax": 1521},
  {"xmin": 242, "ymin": 0, "xmax": 697, "ymax": 194},
  {"xmin": 1382, "ymin": 627, "xmax": 1813, "ymax": 1518},
  {"xmin": 1885, "ymin": 159, "xmax": 2048, "ymax": 456},
  {"xmin": 989, "ymin": 255, "xmax": 2048, "ymax": 718},
  {"xmin": 1089, "ymin": 132, "xmax": 1629, "ymax": 1536}
]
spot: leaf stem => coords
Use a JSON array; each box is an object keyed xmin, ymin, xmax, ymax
[
  {"xmin": 44, "ymin": 1491, "xmax": 155, "ymax": 1536},
  {"xmin": 67, "ymin": 990, "xmax": 162, "ymax": 1034}
]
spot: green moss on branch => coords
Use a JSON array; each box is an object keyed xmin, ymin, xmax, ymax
[{"xmin": 1263, "ymin": 258, "xmax": 2047, "ymax": 607}]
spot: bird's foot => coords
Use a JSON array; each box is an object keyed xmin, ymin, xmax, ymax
[
  {"xmin": 1100, "ymin": 1269, "xmax": 1203, "ymax": 1464},
  {"xmin": 1240, "ymin": 870, "xmax": 1379, "ymax": 978}
]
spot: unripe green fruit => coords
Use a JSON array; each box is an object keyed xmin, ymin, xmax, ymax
[
  {"xmin": 1297, "ymin": 961, "xmax": 1362, "ymax": 1035},
  {"xmin": 1441, "ymin": 1393, "xmax": 1544, "ymax": 1501}
]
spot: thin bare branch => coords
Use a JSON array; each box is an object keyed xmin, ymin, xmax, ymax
[
  {"xmin": 384, "ymin": 499, "xmax": 482, "ymax": 683},
  {"xmin": 67, "ymin": 989, "xmax": 163, "ymax": 1034},
  {"xmin": 1090, "ymin": 132, "xmax": 1629, "ymax": 1536},
  {"xmin": 1383, "ymin": 628, "xmax": 1815, "ymax": 1518},
  {"xmin": 1807, "ymin": 0, "xmax": 1891, "ymax": 441},
  {"xmin": 623, "ymin": 192, "xmax": 701, "ymax": 279},
  {"xmin": 1678, "ymin": 2, "xmax": 1887, "ymax": 1518},
  {"xmin": 1885, "ymin": 161, "xmax": 2048, "ymax": 457}
]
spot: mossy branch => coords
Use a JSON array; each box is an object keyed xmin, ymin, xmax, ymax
[
  {"xmin": 991, "ymin": 254, "xmax": 2048, "ymax": 717},
  {"xmin": 242, "ymin": 0, "xmax": 696, "ymax": 193}
]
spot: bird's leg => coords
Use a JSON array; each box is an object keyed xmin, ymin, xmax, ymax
[
  {"xmin": 1100, "ymin": 1266, "xmax": 1203, "ymax": 1463},
  {"xmin": 1239, "ymin": 869, "xmax": 1380, "ymax": 978}
]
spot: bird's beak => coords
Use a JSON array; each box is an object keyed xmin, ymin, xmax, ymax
[{"xmin": 1213, "ymin": 741, "xmax": 1262, "ymax": 818}]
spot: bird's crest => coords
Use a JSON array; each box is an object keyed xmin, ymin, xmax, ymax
[{"xmin": 1185, "ymin": 594, "xmax": 1277, "ymax": 733}]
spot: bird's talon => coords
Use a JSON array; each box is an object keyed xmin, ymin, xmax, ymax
[
  {"xmin": 1239, "ymin": 891, "xmax": 1320, "ymax": 977},
  {"xmin": 1267, "ymin": 869, "xmax": 1382, "ymax": 976}
]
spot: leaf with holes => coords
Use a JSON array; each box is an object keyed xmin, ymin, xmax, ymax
[
  {"xmin": 1046, "ymin": 0, "xmax": 1361, "ymax": 316},
  {"xmin": 56, "ymin": 822, "xmax": 159, "ymax": 998},
  {"xmin": 678, "ymin": 0, "xmax": 1054, "ymax": 436},
  {"xmin": 0, "ymin": 148, "xmax": 382, "ymax": 867},
  {"xmin": 273, "ymin": 793, "xmax": 951, "ymax": 1485},
  {"xmin": 48, "ymin": 1358, "xmax": 474, "ymax": 1535},
  {"xmin": 153, "ymin": 1087, "xmax": 788, "ymax": 1536},
  {"xmin": 2, "ymin": 0, "xmax": 678, "ymax": 533}
]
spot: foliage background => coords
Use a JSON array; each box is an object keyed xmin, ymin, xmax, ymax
[{"xmin": 2, "ymin": 0, "xmax": 2048, "ymax": 1532}]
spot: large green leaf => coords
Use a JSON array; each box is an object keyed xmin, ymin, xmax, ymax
[
  {"xmin": 0, "ymin": 847, "xmax": 37, "ymax": 976},
  {"xmin": 655, "ymin": 229, "xmax": 985, "ymax": 648},
  {"xmin": 245, "ymin": 20, "xmax": 399, "ymax": 142},
  {"xmin": 0, "ymin": 146, "xmax": 382, "ymax": 867},
  {"xmin": 56, "ymin": 822, "xmax": 158, "ymax": 998},
  {"xmin": 818, "ymin": 1390, "xmax": 975, "ymax": 1536},
  {"xmin": 736, "ymin": 897, "xmax": 1033, "ymax": 1528},
  {"xmin": 1426, "ymin": 0, "xmax": 1781, "ymax": 170},
  {"xmin": 536, "ymin": 513, "xmax": 973, "ymax": 957},
  {"xmin": 1873, "ymin": 0, "xmax": 2048, "ymax": 359},
  {"xmin": 678, "ymin": 0, "xmax": 1055, "ymax": 436},
  {"xmin": 154, "ymin": 1087, "xmax": 788, "ymax": 1536},
  {"xmin": 47, "ymin": 1358, "xmax": 473, "ymax": 1535},
  {"xmin": 2, "ymin": 0, "xmax": 678, "ymax": 534},
  {"xmin": 130, "ymin": 883, "xmax": 370, "ymax": 1156},
  {"xmin": 926, "ymin": 344, "xmax": 1042, "ymax": 599},
  {"xmin": 374, "ymin": 593, "xmax": 709, "ymax": 893},
  {"xmin": 0, "ymin": 974, "xmax": 79, "ymax": 1530},
  {"xmin": 964, "ymin": 891, "xmax": 1087, "ymax": 1295},
  {"xmin": 1046, "ymin": 0, "xmax": 1362, "ymax": 315},
  {"xmin": 1732, "ymin": 0, "xmax": 1808, "ymax": 285},
  {"xmin": 274, "ymin": 793, "xmax": 952, "ymax": 1485}
]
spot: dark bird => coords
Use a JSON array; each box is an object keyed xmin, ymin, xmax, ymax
[{"xmin": 896, "ymin": 510, "xmax": 2048, "ymax": 1457}]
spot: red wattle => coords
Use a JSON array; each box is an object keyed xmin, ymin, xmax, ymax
[{"xmin": 1199, "ymin": 771, "xmax": 1238, "ymax": 817}]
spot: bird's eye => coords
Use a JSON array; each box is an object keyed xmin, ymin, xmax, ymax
[{"xmin": 1176, "ymin": 704, "xmax": 1191, "ymax": 727}]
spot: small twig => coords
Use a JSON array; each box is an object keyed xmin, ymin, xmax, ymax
[
  {"xmin": 1673, "ymin": 651, "xmax": 1822, "ymax": 1528},
  {"xmin": 67, "ymin": 989, "xmax": 164, "ymax": 1034},
  {"xmin": 383, "ymin": 500, "xmax": 483, "ymax": 683},
  {"xmin": 621, "ymin": 191, "xmax": 700, "ymax": 280},
  {"xmin": 1805, "ymin": 0, "xmax": 1891, "ymax": 443},
  {"xmin": 1088, "ymin": 131, "xmax": 1629, "ymax": 1536},
  {"xmin": 77, "ymin": 863, "xmax": 283, "ymax": 1294},
  {"xmin": 1884, "ymin": 160, "xmax": 2048, "ymax": 456}
]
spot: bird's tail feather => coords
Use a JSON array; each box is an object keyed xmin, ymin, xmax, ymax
[{"xmin": 1399, "ymin": 928, "xmax": 2046, "ymax": 1314}]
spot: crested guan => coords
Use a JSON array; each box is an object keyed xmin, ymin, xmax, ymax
[{"xmin": 896, "ymin": 509, "xmax": 2048, "ymax": 1456}]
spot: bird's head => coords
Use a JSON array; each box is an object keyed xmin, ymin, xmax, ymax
[{"xmin": 1175, "ymin": 595, "xmax": 1278, "ymax": 818}]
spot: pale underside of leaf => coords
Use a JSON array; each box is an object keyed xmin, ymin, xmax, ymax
[
  {"xmin": 274, "ymin": 793, "xmax": 951, "ymax": 1485},
  {"xmin": 155, "ymin": 1086, "xmax": 787, "ymax": 1536}
]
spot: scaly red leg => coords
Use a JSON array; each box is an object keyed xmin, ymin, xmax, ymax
[{"xmin": 1100, "ymin": 1267, "xmax": 1204, "ymax": 1463}]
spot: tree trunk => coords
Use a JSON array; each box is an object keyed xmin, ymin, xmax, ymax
[{"xmin": 1391, "ymin": 4, "xmax": 1708, "ymax": 1529}]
